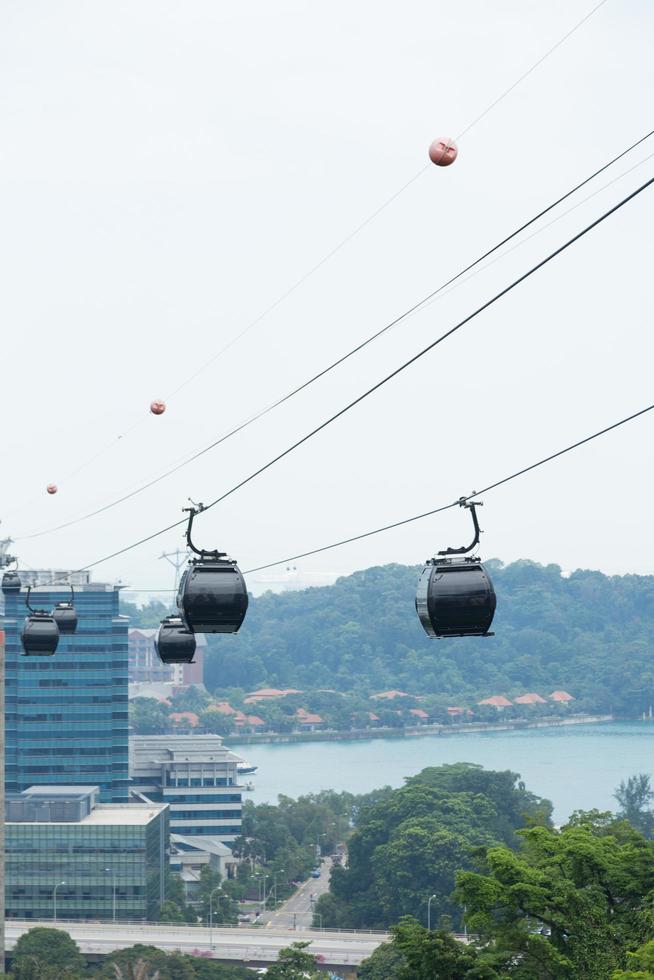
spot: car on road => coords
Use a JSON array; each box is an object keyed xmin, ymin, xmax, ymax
[{"xmin": 311, "ymin": 868, "xmax": 321, "ymax": 878}]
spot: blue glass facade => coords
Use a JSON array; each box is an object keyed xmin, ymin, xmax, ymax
[{"xmin": 2, "ymin": 584, "xmax": 129, "ymax": 802}]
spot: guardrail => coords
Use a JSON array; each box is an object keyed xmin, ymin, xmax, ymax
[{"xmin": 7, "ymin": 917, "xmax": 389, "ymax": 937}]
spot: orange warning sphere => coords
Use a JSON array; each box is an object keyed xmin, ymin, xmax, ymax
[
  {"xmin": 46, "ymin": 484, "xmax": 58, "ymax": 495},
  {"xmin": 150, "ymin": 400, "xmax": 166, "ymax": 416},
  {"xmin": 429, "ymin": 136, "xmax": 458, "ymax": 167}
]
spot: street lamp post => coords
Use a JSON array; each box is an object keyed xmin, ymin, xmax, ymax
[
  {"xmin": 53, "ymin": 881, "xmax": 66, "ymax": 922},
  {"xmin": 273, "ymin": 869, "xmax": 285, "ymax": 907},
  {"xmin": 315, "ymin": 833, "xmax": 327, "ymax": 862},
  {"xmin": 209, "ymin": 884, "xmax": 223, "ymax": 948},
  {"xmin": 427, "ymin": 894, "xmax": 437, "ymax": 931},
  {"xmin": 104, "ymin": 868, "xmax": 117, "ymax": 922}
]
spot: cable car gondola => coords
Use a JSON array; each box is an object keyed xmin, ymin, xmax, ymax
[
  {"xmin": 177, "ymin": 503, "xmax": 249, "ymax": 634},
  {"xmin": 416, "ymin": 499, "xmax": 496, "ymax": 638},
  {"xmin": 53, "ymin": 584, "xmax": 78, "ymax": 635},
  {"xmin": 1, "ymin": 569, "xmax": 21, "ymax": 595},
  {"xmin": 22, "ymin": 587, "xmax": 59, "ymax": 656},
  {"xmin": 155, "ymin": 615, "xmax": 197, "ymax": 664}
]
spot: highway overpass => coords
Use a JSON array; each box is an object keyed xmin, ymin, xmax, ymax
[{"xmin": 6, "ymin": 920, "xmax": 387, "ymax": 976}]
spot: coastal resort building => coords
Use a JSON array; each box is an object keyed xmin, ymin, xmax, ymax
[
  {"xmin": 233, "ymin": 712, "xmax": 267, "ymax": 733},
  {"xmin": 6, "ymin": 785, "xmax": 167, "ymax": 921},
  {"xmin": 514, "ymin": 693, "xmax": 547, "ymax": 706},
  {"xmin": 244, "ymin": 688, "xmax": 303, "ymax": 704},
  {"xmin": 550, "ymin": 690, "xmax": 575, "ymax": 703},
  {"xmin": 170, "ymin": 711, "xmax": 200, "ymax": 729},
  {"xmin": 478, "ymin": 695, "xmax": 513, "ymax": 709},
  {"xmin": 295, "ymin": 708, "xmax": 326, "ymax": 731},
  {"xmin": 409, "ymin": 708, "xmax": 430, "ymax": 724}
]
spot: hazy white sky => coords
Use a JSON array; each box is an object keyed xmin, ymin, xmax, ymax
[{"xmin": 1, "ymin": 0, "xmax": 653, "ymax": 595}]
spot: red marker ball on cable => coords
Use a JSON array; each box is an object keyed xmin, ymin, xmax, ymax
[
  {"xmin": 150, "ymin": 400, "xmax": 166, "ymax": 416},
  {"xmin": 46, "ymin": 484, "xmax": 58, "ymax": 495},
  {"xmin": 429, "ymin": 136, "xmax": 458, "ymax": 167}
]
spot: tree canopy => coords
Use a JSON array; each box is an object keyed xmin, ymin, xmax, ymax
[{"xmin": 315, "ymin": 763, "xmax": 551, "ymax": 931}]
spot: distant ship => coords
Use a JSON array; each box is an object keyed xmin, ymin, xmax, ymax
[{"xmin": 237, "ymin": 761, "xmax": 258, "ymax": 776}]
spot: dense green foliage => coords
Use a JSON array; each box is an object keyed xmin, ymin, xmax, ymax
[
  {"xmin": 315, "ymin": 763, "xmax": 551, "ymax": 931},
  {"xmin": 455, "ymin": 814, "xmax": 654, "ymax": 979},
  {"xmin": 183, "ymin": 560, "xmax": 654, "ymax": 713}
]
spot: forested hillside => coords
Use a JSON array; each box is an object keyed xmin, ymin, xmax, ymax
[{"xmin": 197, "ymin": 560, "xmax": 654, "ymax": 715}]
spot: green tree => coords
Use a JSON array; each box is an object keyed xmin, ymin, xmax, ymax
[
  {"xmin": 613, "ymin": 939, "xmax": 654, "ymax": 978},
  {"xmin": 11, "ymin": 928, "xmax": 86, "ymax": 977},
  {"xmin": 456, "ymin": 820, "xmax": 654, "ymax": 980},
  {"xmin": 614, "ymin": 774, "xmax": 654, "ymax": 838},
  {"xmin": 130, "ymin": 698, "xmax": 170, "ymax": 734},
  {"xmin": 264, "ymin": 942, "xmax": 321, "ymax": 980},
  {"xmin": 357, "ymin": 941, "xmax": 407, "ymax": 979},
  {"xmin": 391, "ymin": 919, "xmax": 499, "ymax": 979},
  {"xmin": 198, "ymin": 867, "xmax": 237, "ymax": 925}
]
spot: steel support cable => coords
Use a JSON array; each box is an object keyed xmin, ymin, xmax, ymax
[
  {"xmin": 243, "ymin": 400, "xmax": 654, "ymax": 574},
  {"xmin": 10, "ymin": 0, "xmax": 611, "ymax": 510},
  {"xmin": 17, "ymin": 129, "xmax": 654, "ymax": 543},
  {"xmin": 106, "ymin": 399, "xmax": 654, "ymax": 584},
  {"xmin": 77, "ymin": 175, "xmax": 654, "ymax": 572}
]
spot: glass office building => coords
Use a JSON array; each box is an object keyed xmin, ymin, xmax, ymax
[
  {"xmin": 2, "ymin": 575, "xmax": 129, "ymax": 801},
  {"xmin": 6, "ymin": 786, "xmax": 168, "ymax": 921}
]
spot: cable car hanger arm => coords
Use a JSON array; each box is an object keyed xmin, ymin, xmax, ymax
[
  {"xmin": 438, "ymin": 498, "xmax": 483, "ymax": 556},
  {"xmin": 183, "ymin": 501, "xmax": 226, "ymax": 560}
]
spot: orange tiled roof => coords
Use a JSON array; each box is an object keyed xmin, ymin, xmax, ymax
[
  {"xmin": 169, "ymin": 711, "xmax": 199, "ymax": 726},
  {"xmin": 370, "ymin": 690, "xmax": 411, "ymax": 701},
  {"xmin": 207, "ymin": 701, "xmax": 238, "ymax": 716},
  {"xmin": 514, "ymin": 693, "xmax": 547, "ymax": 705},
  {"xmin": 296, "ymin": 712, "xmax": 324, "ymax": 725},
  {"xmin": 245, "ymin": 688, "xmax": 303, "ymax": 703},
  {"xmin": 367, "ymin": 712, "xmax": 380, "ymax": 722},
  {"xmin": 410, "ymin": 708, "xmax": 429, "ymax": 719},
  {"xmin": 478, "ymin": 695, "xmax": 512, "ymax": 708},
  {"xmin": 550, "ymin": 690, "xmax": 575, "ymax": 702}
]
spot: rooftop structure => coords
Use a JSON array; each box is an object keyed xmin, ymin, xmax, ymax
[
  {"xmin": 550, "ymin": 690, "xmax": 575, "ymax": 702},
  {"xmin": 478, "ymin": 695, "xmax": 513, "ymax": 708},
  {"xmin": 514, "ymin": 693, "xmax": 547, "ymax": 705}
]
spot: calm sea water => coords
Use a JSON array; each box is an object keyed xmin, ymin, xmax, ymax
[{"xmin": 231, "ymin": 722, "xmax": 654, "ymax": 822}]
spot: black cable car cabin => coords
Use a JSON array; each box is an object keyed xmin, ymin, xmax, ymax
[
  {"xmin": 22, "ymin": 611, "xmax": 59, "ymax": 656},
  {"xmin": 177, "ymin": 504, "xmax": 249, "ymax": 634},
  {"xmin": 1, "ymin": 570, "xmax": 21, "ymax": 595},
  {"xmin": 53, "ymin": 585, "xmax": 78, "ymax": 635},
  {"xmin": 155, "ymin": 615, "xmax": 197, "ymax": 664},
  {"xmin": 21, "ymin": 587, "xmax": 60, "ymax": 656},
  {"xmin": 416, "ymin": 499, "xmax": 496, "ymax": 638}
]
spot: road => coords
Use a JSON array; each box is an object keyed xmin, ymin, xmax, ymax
[
  {"xmin": 259, "ymin": 858, "xmax": 334, "ymax": 929},
  {"xmin": 5, "ymin": 919, "xmax": 385, "ymax": 971}
]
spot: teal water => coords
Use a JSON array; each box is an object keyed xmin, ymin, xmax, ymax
[{"xmin": 231, "ymin": 722, "xmax": 654, "ymax": 822}]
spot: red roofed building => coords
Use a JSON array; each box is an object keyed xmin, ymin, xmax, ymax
[
  {"xmin": 371, "ymin": 690, "xmax": 412, "ymax": 701},
  {"xmin": 409, "ymin": 708, "xmax": 429, "ymax": 724},
  {"xmin": 549, "ymin": 690, "xmax": 575, "ymax": 703},
  {"xmin": 245, "ymin": 688, "xmax": 303, "ymax": 703},
  {"xmin": 478, "ymin": 695, "xmax": 512, "ymax": 709},
  {"xmin": 233, "ymin": 712, "xmax": 266, "ymax": 732},
  {"xmin": 296, "ymin": 708, "xmax": 325, "ymax": 731},
  {"xmin": 207, "ymin": 701, "xmax": 238, "ymax": 716},
  {"xmin": 367, "ymin": 712, "xmax": 380, "ymax": 725},
  {"xmin": 514, "ymin": 693, "xmax": 547, "ymax": 706},
  {"xmin": 169, "ymin": 711, "xmax": 200, "ymax": 728}
]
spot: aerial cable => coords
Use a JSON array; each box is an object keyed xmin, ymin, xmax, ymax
[
  {"xmin": 243, "ymin": 399, "xmax": 654, "ymax": 573},
  {"xmin": 11, "ymin": 0, "xmax": 610, "ymax": 507},
  {"xmin": 110, "ymin": 398, "xmax": 654, "ymax": 583},
  {"xmin": 76, "ymin": 174, "xmax": 653, "ymax": 573},
  {"xmin": 163, "ymin": 0, "xmax": 612, "ymax": 398},
  {"xmin": 16, "ymin": 128, "xmax": 653, "ymax": 543}
]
